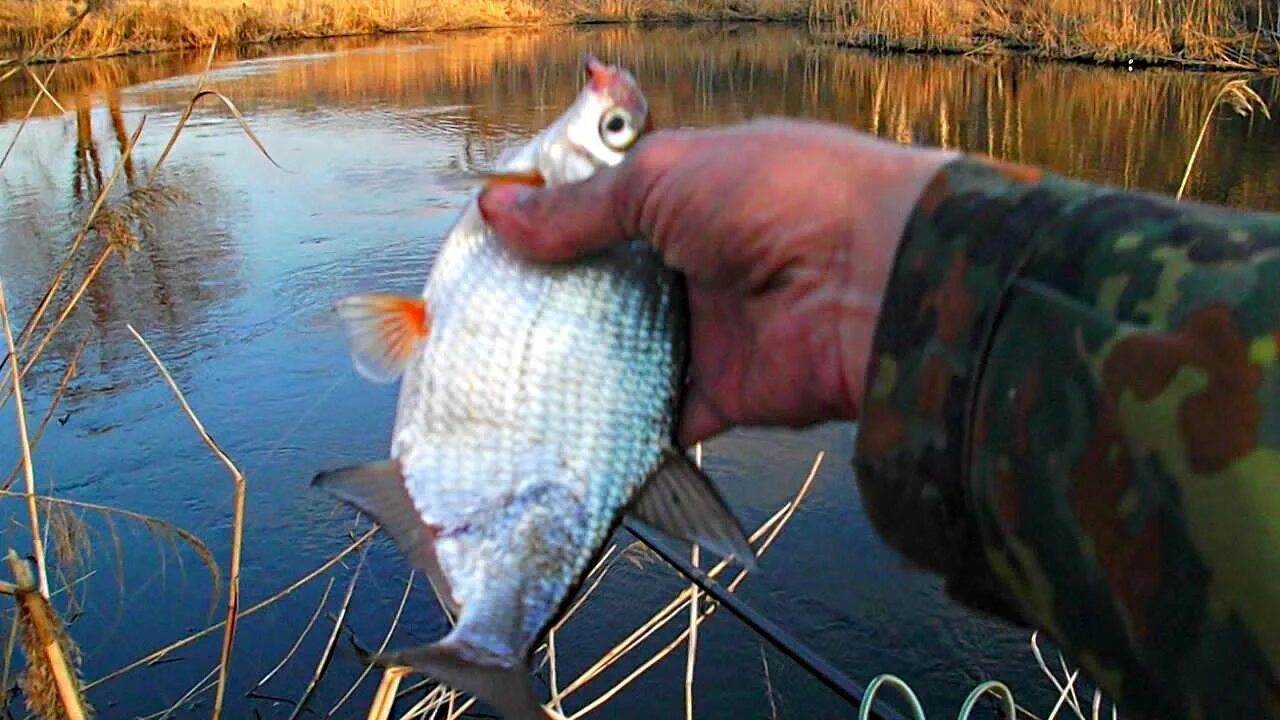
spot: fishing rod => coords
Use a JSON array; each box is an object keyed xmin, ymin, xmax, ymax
[{"xmin": 622, "ymin": 519, "xmax": 911, "ymax": 720}]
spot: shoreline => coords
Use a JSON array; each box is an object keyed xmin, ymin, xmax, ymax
[
  {"xmin": 821, "ymin": 33, "xmax": 1278, "ymax": 73},
  {"xmin": 2, "ymin": 2, "xmax": 1276, "ymax": 74},
  {"xmin": 0, "ymin": 4, "xmax": 808, "ymax": 67},
  {"xmin": 3, "ymin": 17, "xmax": 799, "ymax": 67}
]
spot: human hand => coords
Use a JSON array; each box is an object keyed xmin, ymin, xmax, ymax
[{"xmin": 478, "ymin": 118, "xmax": 954, "ymax": 446}]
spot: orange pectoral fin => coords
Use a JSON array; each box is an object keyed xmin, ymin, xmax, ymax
[{"xmin": 335, "ymin": 294, "xmax": 430, "ymax": 383}]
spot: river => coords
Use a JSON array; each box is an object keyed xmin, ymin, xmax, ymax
[{"xmin": 1, "ymin": 21, "xmax": 1277, "ymax": 720}]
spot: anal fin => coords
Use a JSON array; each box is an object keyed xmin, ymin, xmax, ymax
[
  {"xmin": 312, "ymin": 461, "xmax": 460, "ymax": 615},
  {"xmin": 628, "ymin": 447, "xmax": 758, "ymax": 570},
  {"xmin": 363, "ymin": 639, "xmax": 551, "ymax": 720}
]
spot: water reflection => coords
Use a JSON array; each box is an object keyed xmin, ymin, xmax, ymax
[
  {"xmin": 0, "ymin": 22, "xmax": 1277, "ymax": 720},
  {"xmin": 9, "ymin": 25, "xmax": 1278, "ymax": 201},
  {"xmin": 2, "ymin": 83, "xmax": 245, "ymax": 398}
]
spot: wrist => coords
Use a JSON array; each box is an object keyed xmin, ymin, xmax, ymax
[{"xmin": 830, "ymin": 139, "xmax": 959, "ymax": 420}]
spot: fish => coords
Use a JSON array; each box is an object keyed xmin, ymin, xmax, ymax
[{"xmin": 312, "ymin": 54, "xmax": 757, "ymax": 720}]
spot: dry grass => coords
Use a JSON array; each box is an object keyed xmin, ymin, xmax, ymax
[
  {"xmin": 0, "ymin": 0, "xmax": 807, "ymax": 62},
  {"xmin": 811, "ymin": 0, "xmax": 1280, "ymax": 68},
  {"xmin": 1, "ymin": 0, "xmax": 1273, "ymax": 71},
  {"xmin": 1178, "ymin": 77, "xmax": 1271, "ymax": 198},
  {"xmin": 7, "ymin": 550, "xmax": 89, "ymax": 720}
]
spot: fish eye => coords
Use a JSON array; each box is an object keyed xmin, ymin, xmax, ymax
[{"xmin": 599, "ymin": 107, "xmax": 639, "ymax": 151}]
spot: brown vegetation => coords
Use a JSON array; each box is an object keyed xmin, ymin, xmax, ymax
[
  {"xmin": 1, "ymin": 0, "xmax": 1276, "ymax": 70},
  {"xmin": 0, "ymin": 0, "xmax": 807, "ymax": 61},
  {"xmin": 810, "ymin": 0, "xmax": 1280, "ymax": 68},
  {"xmin": 3, "ymin": 0, "xmax": 1274, "ymax": 70}
]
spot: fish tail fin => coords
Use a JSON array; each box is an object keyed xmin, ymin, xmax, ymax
[{"xmin": 362, "ymin": 638, "xmax": 550, "ymax": 720}]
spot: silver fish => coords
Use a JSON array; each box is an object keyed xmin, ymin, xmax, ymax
[{"xmin": 313, "ymin": 55, "xmax": 755, "ymax": 720}]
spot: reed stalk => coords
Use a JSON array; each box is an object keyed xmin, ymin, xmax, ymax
[
  {"xmin": 367, "ymin": 668, "xmax": 410, "ymax": 720},
  {"xmin": 1177, "ymin": 77, "xmax": 1270, "ymax": 200},
  {"xmin": 85, "ymin": 526, "xmax": 378, "ymax": 692},
  {"xmin": 0, "ymin": 119, "xmax": 145, "ymax": 412},
  {"xmin": 5, "ymin": 549, "xmax": 87, "ymax": 720},
  {"xmin": 325, "ymin": 571, "xmax": 415, "ymax": 717},
  {"xmin": 0, "ymin": 282, "xmax": 50, "ymax": 601},
  {"xmin": 247, "ymin": 578, "xmax": 336, "ymax": 699},
  {"xmin": 684, "ymin": 443, "xmax": 703, "ymax": 720},
  {"xmin": 1, "ymin": 332, "xmax": 91, "ymax": 494},
  {"xmin": 286, "ymin": 545, "xmax": 365, "ymax": 720},
  {"xmin": 125, "ymin": 324, "xmax": 247, "ymax": 720},
  {"xmin": 0, "ymin": 59, "xmax": 58, "ymax": 170}
]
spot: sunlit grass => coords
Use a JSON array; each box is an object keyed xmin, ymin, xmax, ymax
[
  {"xmin": 809, "ymin": 0, "xmax": 1280, "ymax": 68},
  {"xmin": 0, "ymin": 0, "xmax": 808, "ymax": 61},
  {"xmin": 3, "ymin": 0, "xmax": 1276, "ymax": 67}
]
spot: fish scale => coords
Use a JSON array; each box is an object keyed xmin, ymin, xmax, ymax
[{"xmin": 314, "ymin": 54, "xmax": 756, "ymax": 720}]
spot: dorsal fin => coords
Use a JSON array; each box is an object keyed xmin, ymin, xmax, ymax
[
  {"xmin": 628, "ymin": 448, "xmax": 758, "ymax": 570},
  {"xmin": 335, "ymin": 294, "xmax": 430, "ymax": 383}
]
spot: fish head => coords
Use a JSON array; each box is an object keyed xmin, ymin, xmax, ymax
[{"xmin": 543, "ymin": 53, "xmax": 652, "ymax": 184}]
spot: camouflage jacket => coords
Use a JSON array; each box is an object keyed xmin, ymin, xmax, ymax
[{"xmin": 854, "ymin": 155, "xmax": 1280, "ymax": 719}]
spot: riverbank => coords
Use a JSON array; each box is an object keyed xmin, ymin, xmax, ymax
[
  {"xmin": 4, "ymin": 0, "xmax": 1279, "ymax": 70},
  {"xmin": 811, "ymin": 0, "xmax": 1280, "ymax": 70},
  {"xmin": 0, "ymin": 0, "xmax": 805, "ymax": 63}
]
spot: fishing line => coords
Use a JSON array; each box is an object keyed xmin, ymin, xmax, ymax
[
  {"xmin": 622, "ymin": 519, "xmax": 911, "ymax": 720},
  {"xmin": 247, "ymin": 372, "xmax": 346, "ymax": 479}
]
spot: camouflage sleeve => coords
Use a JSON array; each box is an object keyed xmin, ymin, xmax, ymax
[{"xmin": 852, "ymin": 155, "xmax": 1280, "ymax": 720}]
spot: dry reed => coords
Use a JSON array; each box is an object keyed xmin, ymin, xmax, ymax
[
  {"xmin": 1178, "ymin": 76, "xmax": 1271, "ymax": 199},
  {"xmin": 1, "ymin": 332, "xmax": 91, "ymax": 494},
  {"xmin": 0, "ymin": 491, "xmax": 221, "ymax": 597},
  {"xmin": 811, "ymin": 0, "xmax": 1280, "ymax": 69},
  {"xmin": 0, "ymin": 29, "xmax": 283, "ymax": 717},
  {"xmin": 683, "ymin": 444, "xmax": 702, "ymax": 720},
  {"xmin": 84, "ymin": 526, "xmax": 379, "ymax": 692},
  {"xmin": 126, "ymin": 323, "xmax": 247, "ymax": 720},
  {"xmin": 324, "ymin": 571, "xmax": 414, "ymax": 717},
  {"xmin": 0, "ymin": 281, "xmax": 50, "ymax": 601},
  {"xmin": 5, "ymin": 550, "xmax": 88, "ymax": 720},
  {"xmin": 0, "ymin": 0, "xmax": 808, "ymax": 62},
  {"xmin": 247, "ymin": 577, "xmax": 335, "ymax": 699}
]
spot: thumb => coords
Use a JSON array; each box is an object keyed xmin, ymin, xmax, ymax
[
  {"xmin": 677, "ymin": 394, "xmax": 730, "ymax": 448},
  {"xmin": 478, "ymin": 164, "xmax": 631, "ymax": 263}
]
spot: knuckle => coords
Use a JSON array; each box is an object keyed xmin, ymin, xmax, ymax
[{"xmin": 615, "ymin": 130, "xmax": 695, "ymax": 239}]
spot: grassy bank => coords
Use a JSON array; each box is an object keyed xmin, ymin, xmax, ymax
[
  {"xmin": 0, "ymin": 0, "xmax": 806, "ymax": 62},
  {"xmin": 809, "ymin": 0, "xmax": 1280, "ymax": 69},
  {"xmin": 4, "ymin": 0, "xmax": 1279, "ymax": 69}
]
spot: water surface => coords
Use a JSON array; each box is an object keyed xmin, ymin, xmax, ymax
[{"xmin": 1, "ymin": 23, "xmax": 1277, "ymax": 719}]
